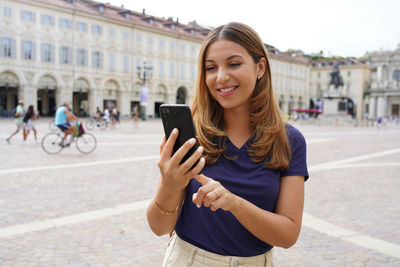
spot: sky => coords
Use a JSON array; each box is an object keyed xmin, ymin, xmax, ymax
[{"xmin": 97, "ymin": 0, "xmax": 400, "ymax": 58}]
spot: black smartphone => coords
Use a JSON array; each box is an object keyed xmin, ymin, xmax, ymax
[{"xmin": 159, "ymin": 104, "xmax": 199, "ymax": 166}]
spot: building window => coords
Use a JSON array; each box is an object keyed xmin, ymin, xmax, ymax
[
  {"xmin": 170, "ymin": 24, "xmax": 175, "ymax": 30},
  {"xmin": 22, "ymin": 40, "xmax": 34, "ymax": 60},
  {"xmin": 92, "ymin": 51, "xmax": 102, "ymax": 68},
  {"xmin": 136, "ymin": 34, "xmax": 142, "ymax": 42},
  {"xmin": 147, "ymin": 36, "xmax": 153, "ymax": 45},
  {"xmin": 60, "ymin": 46, "xmax": 72, "ymax": 64},
  {"xmin": 191, "ymin": 66, "xmax": 195, "ymax": 80},
  {"xmin": 347, "ymin": 71, "xmax": 351, "ymax": 77},
  {"xmin": 159, "ymin": 39, "xmax": 165, "ymax": 48},
  {"xmin": 109, "ymin": 54, "xmax": 116, "ymax": 70},
  {"xmin": 41, "ymin": 15, "xmax": 54, "ymax": 25},
  {"xmin": 317, "ymin": 72, "xmax": 320, "ymax": 78},
  {"xmin": 1, "ymin": 37, "xmax": 15, "ymax": 58},
  {"xmin": 59, "ymin": 18, "xmax": 71, "ymax": 29},
  {"xmin": 136, "ymin": 58, "xmax": 141, "ymax": 70},
  {"xmin": 92, "ymin": 25, "xmax": 102, "ymax": 35},
  {"xmin": 76, "ymin": 48, "xmax": 87, "ymax": 66},
  {"xmin": 21, "ymin": 11, "xmax": 35, "ymax": 22},
  {"xmin": 123, "ymin": 55, "xmax": 129, "ymax": 72},
  {"xmin": 41, "ymin": 43, "xmax": 54, "ymax": 62},
  {"xmin": 98, "ymin": 5, "xmax": 105, "ymax": 13},
  {"xmin": 180, "ymin": 64, "xmax": 185, "ymax": 79},
  {"xmin": 109, "ymin": 28, "xmax": 116, "ymax": 36},
  {"xmin": 159, "ymin": 61, "xmax": 165, "ymax": 77},
  {"xmin": 170, "ymin": 62, "xmax": 175, "ymax": 78},
  {"xmin": 170, "ymin": 42, "xmax": 175, "ymax": 50},
  {"xmin": 123, "ymin": 32, "xmax": 129, "ymax": 40},
  {"xmin": 3, "ymin": 7, "xmax": 12, "ymax": 17},
  {"xmin": 180, "ymin": 44, "xmax": 185, "ymax": 51},
  {"xmin": 149, "ymin": 18, "xmax": 154, "ymax": 24},
  {"xmin": 190, "ymin": 29, "xmax": 194, "ymax": 35},
  {"xmin": 76, "ymin": 22, "xmax": 87, "ymax": 32},
  {"xmin": 123, "ymin": 12, "xmax": 131, "ymax": 19}
]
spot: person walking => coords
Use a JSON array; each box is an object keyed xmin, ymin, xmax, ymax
[
  {"xmin": 103, "ymin": 107, "xmax": 110, "ymax": 127},
  {"xmin": 147, "ymin": 22, "xmax": 309, "ymax": 266},
  {"xmin": 23, "ymin": 105, "xmax": 39, "ymax": 144},
  {"xmin": 132, "ymin": 104, "xmax": 139, "ymax": 128},
  {"xmin": 6, "ymin": 100, "xmax": 25, "ymax": 144}
]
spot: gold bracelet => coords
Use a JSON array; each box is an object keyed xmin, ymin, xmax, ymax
[{"xmin": 154, "ymin": 200, "xmax": 178, "ymax": 215}]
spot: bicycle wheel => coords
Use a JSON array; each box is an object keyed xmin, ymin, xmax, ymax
[
  {"xmin": 41, "ymin": 133, "xmax": 63, "ymax": 155},
  {"xmin": 86, "ymin": 119, "xmax": 95, "ymax": 130},
  {"xmin": 49, "ymin": 120, "xmax": 57, "ymax": 131},
  {"xmin": 76, "ymin": 133, "xmax": 97, "ymax": 154}
]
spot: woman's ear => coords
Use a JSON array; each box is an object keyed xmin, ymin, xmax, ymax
[{"xmin": 257, "ymin": 57, "xmax": 267, "ymax": 79}]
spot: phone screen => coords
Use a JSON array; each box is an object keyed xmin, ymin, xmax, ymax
[{"xmin": 160, "ymin": 104, "xmax": 199, "ymax": 166}]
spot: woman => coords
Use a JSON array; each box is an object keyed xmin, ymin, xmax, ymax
[
  {"xmin": 147, "ymin": 22, "xmax": 308, "ymax": 266},
  {"xmin": 23, "ymin": 105, "xmax": 38, "ymax": 144},
  {"xmin": 132, "ymin": 104, "xmax": 139, "ymax": 128}
]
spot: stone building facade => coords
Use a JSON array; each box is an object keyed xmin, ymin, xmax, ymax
[
  {"xmin": 0, "ymin": 0, "xmax": 207, "ymax": 117},
  {"xmin": 1, "ymin": 0, "xmax": 352, "ymax": 120},
  {"xmin": 364, "ymin": 45, "xmax": 400, "ymax": 119},
  {"xmin": 268, "ymin": 49, "xmax": 310, "ymax": 116}
]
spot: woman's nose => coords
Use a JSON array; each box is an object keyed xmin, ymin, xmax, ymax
[{"xmin": 216, "ymin": 68, "xmax": 229, "ymax": 83}]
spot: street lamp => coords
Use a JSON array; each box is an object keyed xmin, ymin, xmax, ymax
[{"xmin": 137, "ymin": 61, "xmax": 153, "ymax": 120}]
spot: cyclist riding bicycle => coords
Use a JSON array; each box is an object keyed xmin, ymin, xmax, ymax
[{"xmin": 55, "ymin": 103, "xmax": 81, "ymax": 147}]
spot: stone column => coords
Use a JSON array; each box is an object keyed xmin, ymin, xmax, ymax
[
  {"xmin": 56, "ymin": 86, "xmax": 63, "ymax": 108},
  {"xmin": 60, "ymin": 87, "xmax": 73, "ymax": 106},
  {"xmin": 22, "ymin": 83, "xmax": 38, "ymax": 109},
  {"xmin": 118, "ymin": 90, "xmax": 130, "ymax": 117},
  {"xmin": 368, "ymin": 96, "xmax": 377, "ymax": 119},
  {"xmin": 377, "ymin": 96, "xmax": 387, "ymax": 118},
  {"xmin": 88, "ymin": 88, "xmax": 96, "ymax": 116}
]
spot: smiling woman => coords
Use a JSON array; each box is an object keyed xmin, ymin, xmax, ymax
[{"xmin": 147, "ymin": 22, "xmax": 309, "ymax": 267}]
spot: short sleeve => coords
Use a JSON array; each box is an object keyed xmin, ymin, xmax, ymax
[{"xmin": 281, "ymin": 125, "xmax": 309, "ymax": 181}]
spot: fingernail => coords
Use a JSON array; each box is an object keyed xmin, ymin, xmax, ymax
[
  {"xmin": 192, "ymin": 193, "xmax": 197, "ymax": 202},
  {"xmin": 196, "ymin": 204, "xmax": 201, "ymax": 208},
  {"xmin": 172, "ymin": 128, "xmax": 177, "ymax": 134},
  {"xmin": 189, "ymin": 138, "xmax": 196, "ymax": 144},
  {"xmin": 200, "ymin": 157, "xmax": 205, "ymax": 163},
  {"xmin": 197, "ymin": 146, "xmax": 203, "ymax": 153}
]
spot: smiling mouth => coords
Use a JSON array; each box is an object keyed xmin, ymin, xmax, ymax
[{"xmin": 217, "ymin": 86, "xmax": 238, "ymax": 96}]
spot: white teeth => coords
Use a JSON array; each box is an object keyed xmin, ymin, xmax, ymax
[{"xmin": 219, "ymin": 87, "xmax": 235, "ymax": 93}]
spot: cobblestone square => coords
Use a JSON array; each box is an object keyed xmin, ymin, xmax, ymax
[{"xmin": 0, "ymin": 118, "xmax": 399, "ymax": 266}]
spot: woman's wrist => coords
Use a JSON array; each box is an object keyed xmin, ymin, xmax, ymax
[{"xmin": 230, "ymin": 194, "xmax": 243, "ymax": 214}]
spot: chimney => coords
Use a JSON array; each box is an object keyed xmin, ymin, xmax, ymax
[{"xmin": 142, "ymin": 8, "xmax": 146, "ymax": 15}]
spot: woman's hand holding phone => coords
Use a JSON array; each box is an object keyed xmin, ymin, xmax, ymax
[{"xmin": 158, "ymin": 128, "xmax": 205, "ymax": 191}]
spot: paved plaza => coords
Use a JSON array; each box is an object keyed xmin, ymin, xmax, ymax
[{"xmin": 0, "ymin": 117, "xmax": 399, "ymax": 266}]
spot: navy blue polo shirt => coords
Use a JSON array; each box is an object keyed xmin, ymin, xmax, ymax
[{"xmin": 174, "ymin": 124, "xmax": 309, "ymax": 257}]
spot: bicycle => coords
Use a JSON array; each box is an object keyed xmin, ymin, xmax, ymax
[
  {"xmin": 41, "ymin": 123, "xmax": 97, "ymax": 155},
  {"xmin": 85, "ymin": 117, "xmax": 108, "ymax": 131}
]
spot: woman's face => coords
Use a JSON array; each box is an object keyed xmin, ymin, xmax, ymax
[{"xmin": 204, "ymin": 39, "xmax": 264, "ymax": 112}]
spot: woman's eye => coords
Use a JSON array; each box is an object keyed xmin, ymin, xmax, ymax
[
  {"xmin": 230, "ymin": 62, "xmax": 241, "ymax": 67},
  {"xmin": 206, "ymin": 66, "xmax": 215, "ymax": 71}
]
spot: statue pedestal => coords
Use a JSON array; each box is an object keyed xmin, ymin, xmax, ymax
[
  {"xmin": 322, "ymin": 96, "xmax": 349, "ymax": 116},
  {"xmin": 317, "ymin": 96, "xmax": 356, "ymax": 126}
]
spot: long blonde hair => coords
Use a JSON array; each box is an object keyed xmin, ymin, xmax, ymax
[{"xmin": 191, "ymin": 22, "xmax": 290, "ymax": 170}]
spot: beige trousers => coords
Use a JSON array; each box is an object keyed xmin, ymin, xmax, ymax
[{"xmin": 162, "ymin": 233, "xmax": 274, "ymax": 267}]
